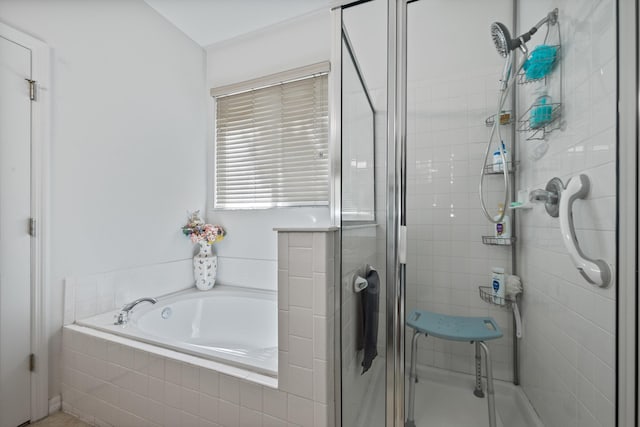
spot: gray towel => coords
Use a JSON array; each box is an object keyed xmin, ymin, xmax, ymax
[{"xmin": 361, "ymin": 268, "xmax": 379, "ymax": 374}]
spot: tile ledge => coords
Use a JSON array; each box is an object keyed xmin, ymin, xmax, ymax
[{"xmin": 273, "ymin": 226, "xmax": 339, "ymax": 232}]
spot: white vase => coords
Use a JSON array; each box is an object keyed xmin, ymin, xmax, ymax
[{"xmin": 193, "ymin": 241, "xmax": 217, "ymax": 291}]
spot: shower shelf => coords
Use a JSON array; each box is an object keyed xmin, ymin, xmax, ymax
[
  {"xmin": 483, "ymin": 161, "xmax": 519, "ymax": 175},
  {"xmin": 516, "ymin": 45, "xmax": 561, "ymax": 85},
  {"xmin": 517, "ymin": 102, "xmax": 562, "ymax": 141},
  {"xmin": 485, "ymin": 111, "xmax": 513, "ymax": 127},
  {"xmin": 478, "ymin": 286, "xmax": 516, "ymax": 308},
  {"xmin": 517, "ymin": 19, "xmax": 563, "ymax": 141},
  {"xmin": 482, "ymin": 236, "xmax": 516, "ymax": 246}
]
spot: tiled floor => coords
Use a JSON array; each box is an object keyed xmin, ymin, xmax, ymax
[{"xmin": 31, "ymin": 412, "xmax": 89, "ymax": 427}]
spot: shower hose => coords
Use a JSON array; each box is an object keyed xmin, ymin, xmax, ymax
[{"xmin": 479, "ymin": 56, "xmax": 528, "ymax": 223}]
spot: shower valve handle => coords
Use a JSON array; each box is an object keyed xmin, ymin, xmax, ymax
[
  {"xmin": 529, "ymin": 178, "xmax": 563, "ymax": 217},
  {"xmin": 529, "ymin": 189, "xmax": 557, "ymax": 203}
]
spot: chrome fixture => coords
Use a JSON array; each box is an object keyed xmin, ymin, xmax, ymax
[
  {"xmin": 529, "ymin": 175, "xmax": 611, "ymax": 287},
  {"xmin": 490, "ymin": 9, "xmax": 559, "ymax": 58},
  {"xmin": 114, "ymin": 297, "xmax": 158, "ymax": 325},
  {"xmin": 529, "ymin": 177, "xmax": 563, "ymax": 217}
]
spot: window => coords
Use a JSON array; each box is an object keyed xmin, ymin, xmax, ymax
[{"xmin": 213, "ymin": 69, "xmax": 329, "ymax": 209}]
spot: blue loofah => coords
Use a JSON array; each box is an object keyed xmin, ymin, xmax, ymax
[
  {"xmin": 530, "ymin": 96, "xmax": 553, "ymax": 129},
  {"xmin": 523, "ymin": 45, "xmax": 558, "ymax": 80}
]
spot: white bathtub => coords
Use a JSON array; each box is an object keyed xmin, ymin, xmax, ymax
[{"xmin": 77, "ymin": 286, "xmax": 278, "ymax": 376}]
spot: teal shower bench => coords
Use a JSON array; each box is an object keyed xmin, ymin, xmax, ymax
[{"xmin": 405, "ymin": 309, "xmax": 503, "ymax": 427}]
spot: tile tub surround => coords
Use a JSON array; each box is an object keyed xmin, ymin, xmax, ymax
[
  {"xmin": 64, "ymin": 259, "xmax": 194, "ymax": 326},
  {"xmin": 276, "ymin": 230, "xmax": 337, "ymax": 427},
  {"xmin": 62, "ymin": 229, "xmax": 337, "ymax": 427}
]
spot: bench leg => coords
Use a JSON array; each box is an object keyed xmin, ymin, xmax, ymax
[
  {"xmin": 479, "ymin": 341, "xmax": 497, "ymax": 427},
  {"xmin": 473, "ymin": 341, "xmax": 484, "ymax": 398},
  {"xmin": 405, "ymin": 329, "xmax": 421, "ymax": 427}
]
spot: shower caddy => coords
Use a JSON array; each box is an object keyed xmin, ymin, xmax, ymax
[
  {"xmin": 479, "ymin": 10, "xmax": 562, "ymax": 386},
  {"xmin": 516, "ymin": 16, "xmax": 563, "ymax": 140}
]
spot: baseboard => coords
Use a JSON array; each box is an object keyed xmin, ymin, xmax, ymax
[{"xmin": 48, "ymin": 395, "xmax": 61, "ymax": 414}]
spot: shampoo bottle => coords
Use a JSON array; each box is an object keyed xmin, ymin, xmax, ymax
[
  {"xmin": 493, "ymin": 142, "xmax": 509, "ymax": 172},
  {"xmin": 494, "ymin": 203, "xmax": 511, "ymax": 238},
  {"xmin": 492, "ymin": 267, "xmax": 505, "ymax": 305}
]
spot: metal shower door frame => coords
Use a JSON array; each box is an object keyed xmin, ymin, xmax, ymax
[
  {"xmin": 616, "ymin": 0, "xmax": 638, "ymax": 425},
  {"xmin": 338, "ymin": 0, "xmax": 640, "ymax": 426},
  {"xmin": 386, "ymin": 1, "xmax": 406, "ymax": 426}
]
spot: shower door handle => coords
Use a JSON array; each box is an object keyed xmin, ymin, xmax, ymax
[{"xmin": 559, "ymin": 174, "xmax": 611, "ymax": 287}]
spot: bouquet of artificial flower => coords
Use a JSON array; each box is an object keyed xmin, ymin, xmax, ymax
[{"xmin": 181, "ymin": 211, "xmax": 226, "ymax": 244}]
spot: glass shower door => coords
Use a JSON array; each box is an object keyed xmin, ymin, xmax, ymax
[
  {"xmin": 399, "ymin": 0, "xmax": 619, "ymax": 426},
  {"xmin": 338, "ymin": 1, "xmax": 388, "ymax": 426}
]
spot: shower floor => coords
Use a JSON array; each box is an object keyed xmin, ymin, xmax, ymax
[{"xmin": 356, "ymin": 362, "xmax": 543, "ymax": 427}]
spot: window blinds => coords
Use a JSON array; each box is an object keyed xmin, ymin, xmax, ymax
[{"xmin": 214, "ymin": 74, "xmax": 329, "ymax": 209}]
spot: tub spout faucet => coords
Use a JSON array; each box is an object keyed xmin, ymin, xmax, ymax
[{"xmin": 114, "ymin": 297, "xmax": 158, "ymax": 325}]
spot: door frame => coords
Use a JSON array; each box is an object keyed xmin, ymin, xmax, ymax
[
  {"xmin": 617, "ymin": 1, "xmax": 638, "ymax": 425},
  {"xmin": 0, "ymin": 21, "xmax": 50, "ymax": 423}
]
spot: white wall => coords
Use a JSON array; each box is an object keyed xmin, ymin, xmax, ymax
[
  {"xmin": 205, "ymin": 11, "xmax": 331, "ymax": 290},
  {"xmin": 516, "ymin": 1, "xmax": 616, "ymax": 426},
  {"xmin": 0, "ymin": 0, "xmax": 207, "ymax": 398}
]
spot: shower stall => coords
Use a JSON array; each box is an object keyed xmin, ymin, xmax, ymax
[{"xmin": 334, "ymin": 0, "xmax": 636, "ymax": 426}]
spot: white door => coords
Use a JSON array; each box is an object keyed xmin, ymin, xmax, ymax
[{"xmin": 0, "ymin": 35, "xmax": 33, "ymax": 427}]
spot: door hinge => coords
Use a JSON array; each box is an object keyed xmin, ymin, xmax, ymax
[
  {"xmin": 29, "ymin": 218, "xmax": 36, "ymax": 237},
  {"xmin": 29, "ymin": 354, "xmax": 35, "ymax": 372},
  {"xmin": 399, "ymin": 225, "xmax": 407, "ymax": 264},
  {"xmin": 25, "ymin": 78, "xmax": 37, "ymax": 101}
]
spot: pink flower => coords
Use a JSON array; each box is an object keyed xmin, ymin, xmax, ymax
[{"xmin": 182, "ymin": 212, "xmax": 226, "ymax": 245}]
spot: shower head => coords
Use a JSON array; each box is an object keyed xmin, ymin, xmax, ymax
[
  {"xmin": 491, "ymin": 22, "xmax": 513, "ymax": 58},
  {"xmin": 490, "ymin": 8, "xmax": 559, "ymax": 57},
  {"xmin": 490, "ymin": 21, "xmax": 531, "ymax": 56}
]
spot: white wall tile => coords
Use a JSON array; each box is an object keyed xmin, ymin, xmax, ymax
[
  {"xmin": 199, "ymin": 393, "xmax": 219, "ymax": 423},
  {"xmin": 164, "ymin": 382, "xmax": 182, "ymax": 409},
  {"xmin": 312, "ymin": 273, "xmax": 327, "ymax": 316},
  {"xmin": 180, "ymin": 387, "xmax": 199, "ymax": 414},
  {"xmin": 263, "ymin": 414, "xmax": 288, "ymax": 427},
  {"xmin": 148, "ymin": 355, "xmax": 165, "ymax": 380},
  {"xmin": 313, "ymin": 316, "xmax": 328, "ymax": 361},
  {"xmin": 148, "ymin": 377, "xmax": 164, "ymax": 403},
  {"xmin": 165, "ymin": 359, "xmax": 182, "ymax": 385},
  {"xmin": 287, "ymin": 395, "xmax": 314, "ymax": 427},
  {"xmin": 289, "ymin": 248, "xmax": 314, "ymax": 278},
  {"xmin": 262, "ymin": 388, "xmax": 288, "ymax": 421},
  {"xmin": 284, "ymin": 365, "xmax": 313, "ymax": 400},
  {"xmin": 181, "ymin": 363, "xmax": 200, "ymax": 391},
  {"xmin": 289, "ymin": 307, "xmax": 313, "ymax": 339},
  {"xmin": 278, "ymin": 271, "xmax": 289, "ymax": 309},
  {"xmin": 278, "ymin": 234, "xmax": 289, "ymax": 271},
  {"xmin": 312, "ymin": 233, "xmax": 327, "ymax": 274},
  {"xmin": 289, "ymin": 233, "xmax": 313, "ymax": 248},
  {"xmin": 200, "ymin": 367, "xmax": 220, "ymax": 397},
  {"xmin": 289, "ymin": 277, "xmax": 313, "ymax": 309},
  {"xmin": 288, "ymin": 336, "xmax": 313, "ymax": 369},
  {"xmin": 239, "ymin": 382, "xmax": 263, "ymax": 411},
  {"xmin": 220, "ymin": 375, "xmax": 240, "ymax": 404},
  {"xmin": 278, "ymin": 310, "xmax": 290, "ymax": 352}
]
